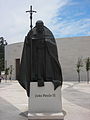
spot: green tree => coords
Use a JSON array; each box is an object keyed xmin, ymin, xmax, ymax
[
  {"xmin": 9, "ymin": 65, "xmax": 13, "ymax": 80},
  {"xmin": 85, "ymin": 57, "xmax": 90, "ymax": 83},
  {"xmin": 76, "ymin": 57, "xmax": 83, "ymax": 82},
  {"xmin": 0, "ymin": 37, "xmax": 7, "ymax": 74},
  {"xmin": 0, "ymin": 58, "xmax": 4, "ymax": 72},
  {"xmin": 5, "ymin": 67, "xmax": 10, "ymax": 81}
]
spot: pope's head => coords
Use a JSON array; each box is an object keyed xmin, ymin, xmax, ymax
[{"xmin": 36, "ymin": 20, "xmax": 44, "ymax": 33}]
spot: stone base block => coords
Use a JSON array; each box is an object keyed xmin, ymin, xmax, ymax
[
  {"xmin": 28, "ymin": 112, "xmax": 64, "ymax": 120},
  {"xmin": 28, "ymin": 82, "xmax": 64, "ymax": 120}
]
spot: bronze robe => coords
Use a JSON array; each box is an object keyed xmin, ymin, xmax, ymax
[{"xmin": 18, "ymin": 26, "xmax": 63, "ymax": 97}]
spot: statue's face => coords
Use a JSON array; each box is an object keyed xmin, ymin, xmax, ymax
[{"xmin": 36, "ymin": 21, "xmax": 44, "ymax": 33}]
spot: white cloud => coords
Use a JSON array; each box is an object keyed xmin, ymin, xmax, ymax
[
  {"xmin": 51, "ymin": 18, "xmax": 90, "ymax": 38},
  {"xmin": 0, "ymin": 0, "xmax": 90, "ymax": 44},
  {"xmin": 27, "ymin": 0, "xmax": 69, "ymax": 27},
  {"xmin": 0, "ymin": 0, "xmax": 69, "ymax": 44}
]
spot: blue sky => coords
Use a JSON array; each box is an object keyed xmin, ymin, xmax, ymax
[{"xmin": 0, "ymin": 0, "xmax": 90, "ymax": 44}]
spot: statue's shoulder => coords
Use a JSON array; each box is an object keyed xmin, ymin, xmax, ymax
[
  {"xmin": 44, "ymin": 26, "xmax": 55, "ymax": 39},
  {"xmin": 26, "ymin": 26, "xmax": 55, "ymax": 42}
]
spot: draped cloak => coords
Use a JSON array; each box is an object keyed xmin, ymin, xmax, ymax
[{"xmin": 18, "ymin": 26, "xmax": 63, "ymax": 97}]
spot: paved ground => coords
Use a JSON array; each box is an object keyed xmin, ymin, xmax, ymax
[{"xmin": 0, "ymin": 80, "xmax": 90, "ymax": 120}]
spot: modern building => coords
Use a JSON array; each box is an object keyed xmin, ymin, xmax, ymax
[{"xmin": 5, "ymin": 36, "xmax": 90, "ymax": 81}]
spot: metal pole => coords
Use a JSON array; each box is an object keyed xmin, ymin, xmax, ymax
[
  {"xmin": 26, "ymin": 5, "xmax": 36, "ymax": 83},
  {"xmin": 30, "ymin": 6, "xmax": 32, "ymax": 84}
]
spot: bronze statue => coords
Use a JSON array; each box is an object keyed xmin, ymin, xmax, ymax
[{"xmin": 18, "ymin": 20, "xmax": 63, "ymax": 97}]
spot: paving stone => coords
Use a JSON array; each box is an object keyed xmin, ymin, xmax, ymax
[{"xmin": 0, "ymin": 81, "xmax": 90, "ymax": 120}]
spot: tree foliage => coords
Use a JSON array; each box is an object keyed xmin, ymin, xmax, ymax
[
  {"xmin": 76, "ymin": 57, "xmax": 83, "ymax": 82},
  {"xmin": 85, "ymin": 57, "xmax": 90, "ymax": 83},
  {"xmin": 85, "ymin": 57, "xmax": 90, "ymax": 71},
  {"xmin": 0, "ymin": 37, "xmax": 7, "ymax": 74}
]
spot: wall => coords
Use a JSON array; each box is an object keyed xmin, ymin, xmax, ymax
[{"xmin": 57, "ymin": 36, "xmax": 90, "ymax": 81}]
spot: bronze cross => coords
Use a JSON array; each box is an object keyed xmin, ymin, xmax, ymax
[{"xmin": 26, "ymin": 5, "xmax": 36, "ymax": 30}]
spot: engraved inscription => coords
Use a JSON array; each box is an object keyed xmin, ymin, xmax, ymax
[{"xmin": 35, "ymin": 93, "xmax": 56, "ymax": 98}]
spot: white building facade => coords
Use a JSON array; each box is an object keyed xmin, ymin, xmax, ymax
[
  {"xmin": 5, "ymin": 36, "xmax": 90, "ymax": 81},
  {"xmin": 5, "ymin": 42, "xmax": 23, "ymax": 80}
]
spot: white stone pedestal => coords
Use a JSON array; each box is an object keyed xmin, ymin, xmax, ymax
[{"xmin": 28, "ymin": 82, "xmax": 64, "ymax": 120}]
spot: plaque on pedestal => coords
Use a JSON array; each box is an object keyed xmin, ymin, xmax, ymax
[{"xmin": 28, "ymin": 82, "xmax": 64, "ymax": 120}]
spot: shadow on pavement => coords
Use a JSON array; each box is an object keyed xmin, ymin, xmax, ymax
[{"xmin": 0, "ymin": 97, "xmax": 27, "ymax": 120}]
